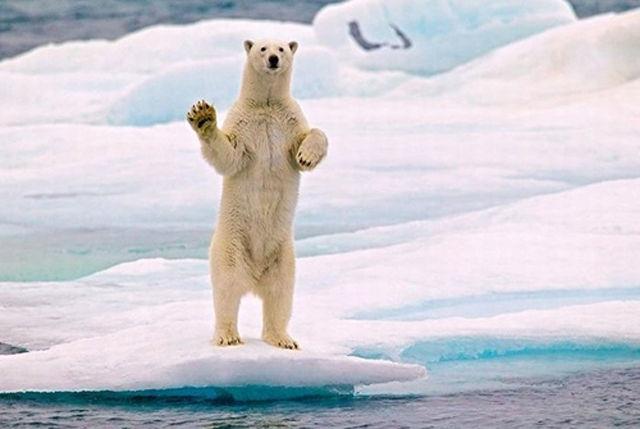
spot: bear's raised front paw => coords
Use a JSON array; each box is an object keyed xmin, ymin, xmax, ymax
[
  {"xmin": 296, "ymin": 139, "xmax": 326, "ymax": 171},
  {"xmin": 263, "ymin": 332, "xmax": 299, "ymax": 350},
  {"xmin": 213, "ymin": 330, "xmax": 243, "ymax": 347},
  {"xmin": 187, "ymin": 99, "xmax": 217, "ymax": 137}
]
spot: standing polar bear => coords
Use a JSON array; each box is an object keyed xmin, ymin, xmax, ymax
[{"xmin": 187, "ymin": 39, "xmax": 328, "ymax": 349}]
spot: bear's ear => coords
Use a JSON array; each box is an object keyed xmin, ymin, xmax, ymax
[
  {"xmin": 288, "ymin": 41, "xmax": 298, "ymax": 54},
  {"xmin": 244, "ymin": 40, "xmax": 254, "ymax": 54}
]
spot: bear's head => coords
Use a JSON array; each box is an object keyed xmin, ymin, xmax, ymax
[{"xmin": 243, "ymin": 39, "xmax": 298, "ymax": 76}]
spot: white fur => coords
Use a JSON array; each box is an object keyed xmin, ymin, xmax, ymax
[{"xmin": 187, "ymin": 39, "xmax": 328, "ymax": 349}]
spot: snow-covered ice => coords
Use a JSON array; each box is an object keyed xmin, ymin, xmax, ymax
[
  {"xmin": 1, "ymin": 0, "xmax": 640, "ymax": 399},
  {"xmin": 391, "ymin": 9, "xmax": 640, "ymax": 103},
  {"xmin": 313, "ymin": 0, "xmax": 576, "ymax": 74}
]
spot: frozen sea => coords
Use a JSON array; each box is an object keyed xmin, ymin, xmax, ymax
[{"xmin": 2, "ymin": 0, "xmax": 640, "ymax": 427}]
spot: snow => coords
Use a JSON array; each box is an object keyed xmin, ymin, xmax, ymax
[
  {"xmin": 313, "ymin": 0, "xmax": 576, "ymax": 75},
  {"xmin": 0, "ymin": 333, "xmax": 423, "ymax": 397},
  {"xmin": 2, "ymin": 1, "xmax": 640, "ymax": 399},
  {"xmin": 391, "ymin": 9, "xmax": 640, "ymax": 103},
  {"xmin": 0, "ymin": 256, "xmax": 425, "ymax": 398}
]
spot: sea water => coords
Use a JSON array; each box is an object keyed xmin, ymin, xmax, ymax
[{"xmin": 1, "ymin": 367, "xmax": 639, "ymax": 428}]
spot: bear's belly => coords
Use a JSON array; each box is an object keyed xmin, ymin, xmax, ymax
[
  {"xmin": 215, "ymin": 117, "xmax": 301, "ymax": 265},
  {"xmin": 216, "ymin": 190, "xmax": 296, "ymax": 273},
  {"xmin": 243, "ymin": 172, "xmax": 298, "ymax": 257}
]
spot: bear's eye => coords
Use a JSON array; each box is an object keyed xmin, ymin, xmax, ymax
[
  {"xmin": 278, "ymin": 47, "xmax": 284, "ymax": 52},
  {"xmin": 260, "ymin": 47, "xmax": 266, "ymax": 52}
]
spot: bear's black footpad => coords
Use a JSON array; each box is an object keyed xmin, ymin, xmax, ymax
[{"xmin": 197, "ymin": 118, "xmax": 211, "ymax": 128}]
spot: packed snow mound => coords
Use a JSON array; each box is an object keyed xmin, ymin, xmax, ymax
[
  {"xmin": 0, "ymin": 333, "xmax": 424, "ymax": 396},
  {"xmin": 313, "ymin": 0, "xmax": 576, "ymax": 75},
  {"xmin": 106, "ymin": 44, "xmax": 409, "ymax": 125},
  {"xmin": 393, "ymin": 9, "xmax": 640, "ymax": 102},
  {"xmin": 0, "ymin": 256, "xmax": 424, "ymax": 397},
  {"xmin": 107, "ymin": 58, "xmax": 244, "ymax": 126}
]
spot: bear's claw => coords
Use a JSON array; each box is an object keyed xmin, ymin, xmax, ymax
[
  {"xmin": 263, "ymin": 333, "xmax": 299, "ymax": 350},
  {"xmin": 213, "ymin": 332, "xmax": 243, "ymax": 347},
  {"xmin": 278, "ymin": 339, "xmax": 299, "ymax": 350},
  {"xmin": 296, "ymin": 132, "xmax": 326, "ymax": 171},
  {"xmin": 296, "ymin": 149, "xmax": 321, "ymax": 170}
]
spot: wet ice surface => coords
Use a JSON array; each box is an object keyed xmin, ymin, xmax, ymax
[{"xmin": 1, "ymin": 0, "xmax": 640, "ymax": 414}]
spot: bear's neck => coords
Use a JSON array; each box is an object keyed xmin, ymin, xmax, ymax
[{"xmin": 239, "ymin": 65, "xmax": 292, "ymax": 106}]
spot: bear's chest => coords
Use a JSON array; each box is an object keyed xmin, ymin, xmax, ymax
[{"xmin": 237, "ymin": 111, "xmax": 297, "ymax": 171}]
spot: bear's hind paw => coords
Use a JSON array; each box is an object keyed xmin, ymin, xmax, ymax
[
  {"xmin": 263, "ymin": 333, "xmax": 299, "ymax": 350},
  {"xmin": 213, "ymin": 332, "xmax": 243, "ymax": 347}
]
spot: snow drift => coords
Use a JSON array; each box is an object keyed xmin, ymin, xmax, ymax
[
  {"xmin": 392, "ymin": 9, "xmax": 640, "ymax": 102},
  {"xmin": 313, "ymin": 0, "xmax": 576, "ymax": 75}
]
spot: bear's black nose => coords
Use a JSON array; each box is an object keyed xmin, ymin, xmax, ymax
[{"xmin": 268, "ymin": 55, "xmax": 279, "ymax": 67}]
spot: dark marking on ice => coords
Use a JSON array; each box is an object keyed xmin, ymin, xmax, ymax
[
  {"xmin": 389, "ymin": 24, "xmax": 412, "ymax": 49},
  {"xmin": 0, "ymin": 342, "xmax": 28, "ymax": 355},
  {"xmin": 348, "ymin": 21, "xmax": 412, "ymax": 51},
  {"xmin": 348, "ymin": 21, "xmax": 384, "ymax": 50}
]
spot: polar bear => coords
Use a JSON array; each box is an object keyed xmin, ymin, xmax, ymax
[{"xmin": 187, "ymin": 39, "xmax": 328, "ymax": 349}]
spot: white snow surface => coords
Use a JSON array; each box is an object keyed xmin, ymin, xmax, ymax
[
  {"xmin": 1, "ymin": 1, "xmax": 640, "ymax": 397},
  {"xmin": 313, "ymin": 0, "xmax": 577, "ymax": 75},
  {"xmin": 392, "ymin": 10, "xmax": 640, "ymax": 103}
]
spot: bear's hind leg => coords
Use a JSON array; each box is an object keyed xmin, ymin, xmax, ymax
[
  {"xmin": 259, "ymin": 244, "xmax": 298, "ymax": 350},
  {"xmin": 212, "ymin": 279, "xmax": 243, "ymax": 346}
]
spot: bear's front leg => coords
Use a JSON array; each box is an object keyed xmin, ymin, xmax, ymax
[
  {"xmin": 187, "ymin": 100, "xmax": 246, "ymax": 176},
  {"xmin": 295, "ymin": 128, "xmax": 328, "ymax": 171}
]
